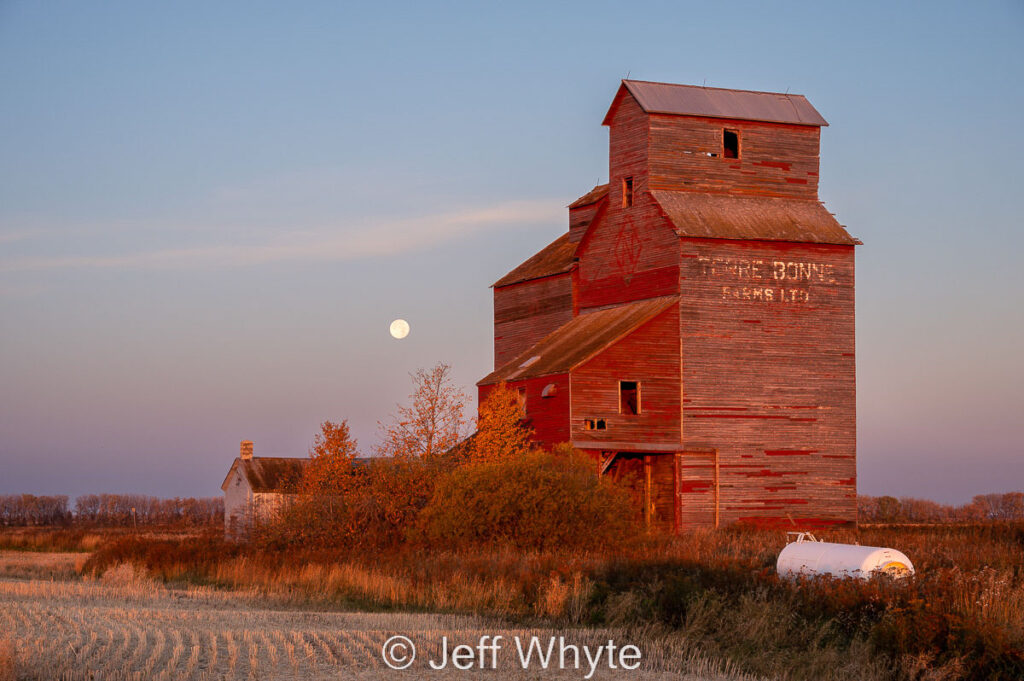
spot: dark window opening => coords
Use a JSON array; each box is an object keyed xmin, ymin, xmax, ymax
[
  {"xmin": 723, "ymin": 129, "xmax": 739, "ymax": 159},
  {"xmin": 620, "ymin": 381, "xmax": 640, "ymax": 415},
  {"xmin": 584, "ymin": 418, "xmax": 607, "ymax": 431},
  {"xmin": 516, "ymin": 387, "xmax": 527, "ymax": 417},
  {"xmin": 622, "ymin": 177, "xmax": 633, "ymax": 208}
]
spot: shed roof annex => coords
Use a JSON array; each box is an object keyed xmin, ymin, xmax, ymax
[{"xmin": 478, "ymin": 296, "xmax": 678, "ymax": 385}]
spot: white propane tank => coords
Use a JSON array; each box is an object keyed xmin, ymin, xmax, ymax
[{"xmin": 776, "ymin": 532, "xmax": 914, "ymax": 580}]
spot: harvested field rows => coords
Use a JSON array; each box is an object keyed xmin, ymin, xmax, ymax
[{"xmin": 0, "ymin": 576, "xmax": 748, "ymax": 680}]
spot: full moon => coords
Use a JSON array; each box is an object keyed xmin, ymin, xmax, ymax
[{"xmin": 389, "ymin": 319, "xmax": 410, "ymax": 339}]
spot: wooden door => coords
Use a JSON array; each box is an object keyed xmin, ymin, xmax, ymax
[
  {"xmin": 608, "ymin": 453, "xmax": 676, "ymax": 532},
  {"xmin": 608, "ymin": 454, "xmax": 646, "ymax": 525},
  {"xmin": 646, "ymin": 454, "xmax": 676, "ymax": 532}
]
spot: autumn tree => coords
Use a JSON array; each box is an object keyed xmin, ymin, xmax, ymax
[
  {"xmin": 469, "ymin": 382, "xmax": 533, "ymax": 464},
  {"xmin": 258, "ymin": 419, "xmax": 366, "ymax": 547},
  {"xmin": 376, "ymin": 363, "xmax": 470, "ymax": 460},
  {"xmin": 301, "ymin": 419, "xmax": 361, "ymax": 494}
]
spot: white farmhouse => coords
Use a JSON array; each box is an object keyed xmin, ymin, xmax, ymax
[{"xmin": 221, "ymin": 441, "xmax": 307, "ymax": 540}]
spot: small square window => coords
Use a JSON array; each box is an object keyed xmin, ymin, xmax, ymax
[
  {"xmin": 723, "ymin": 130, "xmax": 739, "ymax": 159},
  {"xmin": 620, "ymin": 381, "xmax": 640, "ymax": 415},
  {"xmin": 584, "ymin": 418, "xmax": 607, "ymax": 431},
  {"xmin": 622, "ymin": 176, "xmax": 634, "ymax": 208}
]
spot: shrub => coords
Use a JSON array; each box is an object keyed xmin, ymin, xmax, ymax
[{"xmin": 419, "ymin": 448, "xmax": 638, "ymax": 550}]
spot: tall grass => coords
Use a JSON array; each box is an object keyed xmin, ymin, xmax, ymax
[{"xmin": 83, "ymin": 522, "xmax": 1024, "ymax": 680}]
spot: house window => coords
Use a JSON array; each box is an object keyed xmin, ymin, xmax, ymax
[
  {"xmin": 622, "ymin": 176, "xmax": 633, "ymax": 208},
  {"xmin": 516, "ymin": 387, "xmax": 527, "ymax": 417},
  {"xmin": 723, "ymin": 129, "xmax": 740, "ymax": 159},
  {"xmin": 585, "ymin": 419, "xmax": 607, "ymax": 431},
  {"xmin": 620, "ymin": 381, "xmax": 640, "ymax": 415}
]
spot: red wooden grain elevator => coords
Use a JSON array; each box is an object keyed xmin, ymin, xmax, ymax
[{"xmin": 478, "ymin": 80, "xmax": 859, "ymax": 530}]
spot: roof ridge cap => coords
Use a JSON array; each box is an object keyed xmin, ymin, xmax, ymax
[{"xmin": 624, "ymin": 79, "xmax": 808, "ymax": 100}]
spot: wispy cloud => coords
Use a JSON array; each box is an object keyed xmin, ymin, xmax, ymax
[{"xmin": 0, "ymin": 199, "xmax": 562, "ymax": 273}]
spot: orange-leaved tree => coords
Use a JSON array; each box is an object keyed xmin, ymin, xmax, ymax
[
  {"xmin": 469, "ymin": 382, "xmax": 533, "ymax": 464},
  {"xmin": 301, "ymin": 419, "xmax": 361, "ymax": 494},
  {"xmin": 261, "ymin": 419, "xmax": 365, "ymax": 548},
  {"xmin": 376, "ymin": 363, "xmax": 470, "ymax": 461}
]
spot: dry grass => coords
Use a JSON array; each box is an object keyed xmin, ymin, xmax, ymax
[
  {"xmin": 0, "ymin": 527, "xmax": 108, "ymax": 553},
  {"xmin": 0, "ymin": 526, "xmax": 205, "ymax": 554},
  {"xmin": 0, "ymin": 551, "xmax": 87, "ymax": 580}
]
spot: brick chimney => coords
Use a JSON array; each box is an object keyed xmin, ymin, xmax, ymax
[{"xmin": 240, "ymin": 440, "xmax": 253, "ymax": 460}]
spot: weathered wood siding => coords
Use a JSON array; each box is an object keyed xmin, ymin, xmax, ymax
[
  {"xmin": 648, "ymin": 114, "xmax": 820, "ymax": 199},
  {"xmin": 571, "ymin": 305, "xmax": 681, "ymax": 447},
  {"xmin": 493, "ymin": 274, "xmax": 575, "ymax": 369},
  {"xmin": 223, "ymin": 467, "xmax": 251, "ymax": 540},
  {"xmin": 607, "ymin": 92, "xmax": 649, "ymax": 208},
  {"xmin": 676, "ymin": 452, "xmax": 717, "ymax": 527},
  {"xmin": 478, "ymin": 373, "xmax": 571, "ymax": 447},
  {"xmin": 223, "ymin": 468, "xmax": 291, "ymax": 540},
  {"xmin": 679, "ymin": 237, "xmax": 856, "ymax": 526}
]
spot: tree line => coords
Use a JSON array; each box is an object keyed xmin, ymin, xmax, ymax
[
  {"xmin": 0, "ymin": 493, "xmax": 223, "ymax": 527},
  {"xmin": 858, "ymin": 492, "xmax": 1024, "ymax": 523}
]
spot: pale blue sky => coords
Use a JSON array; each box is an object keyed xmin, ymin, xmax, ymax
[{"xmin": 1, "ymin": 1, "xmax": 1021, "ymax": 503}]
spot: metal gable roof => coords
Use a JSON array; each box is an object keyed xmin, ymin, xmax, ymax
[
  {"xmin": 478, "ymin": 296, "xmax": 678, "ymax": 386},
  {"xmin": 492, "ymin": 232, "xmax": 578, "ymax": 288},
  {"xmin": 568, "ymin": 184, "xmax": 609, "ymax": 209},
  {"xmin": 604, "ymin": 80, "xmax": 828, "ymax": 127},
  {"xmin": 650, "ymin": 191, "xmax": 858, "ymax": 245}
]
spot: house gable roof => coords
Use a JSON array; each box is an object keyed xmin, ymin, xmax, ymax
[
  {"xmin": 221, "ymin": 456, "xmax": 375, "ymax": 493},
  {"xmin": 221, "ymin": 457, "xmax": 308, "ymax": 493},
  {"xmin": 478, "ymin": 296, "xmax": 678, "ymax": 385},
  {"xmin": 650, "ymin": 191, "xmax": 859, "ymax": 245},
  {"xmin": 603, "ymin": 80, "xmax": 828, "ymax": 127}
]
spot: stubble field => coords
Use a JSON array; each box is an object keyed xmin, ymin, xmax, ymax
[{"xmin": 0, "ymin": 553, "xmax": 747, "ymax": 681}]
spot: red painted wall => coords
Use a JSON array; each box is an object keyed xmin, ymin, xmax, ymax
[
  {"xmin": 569, "ymin": 199, "xmax": 604, "ymax": 243},
  {"xmin": 571, "ymin": 305, "xmax": 681, "ymax": 448},
  {"xmin": 574, "ymin": 197, "xmax": 679, "ymax": 310},
  {"xmin": 648, "ymin": 114, "xmax": 821, "ymax": 199}
]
